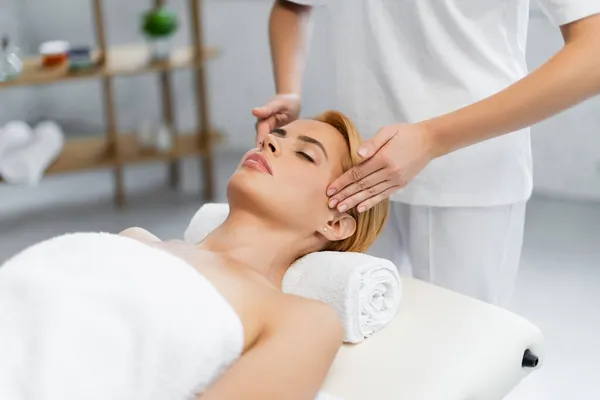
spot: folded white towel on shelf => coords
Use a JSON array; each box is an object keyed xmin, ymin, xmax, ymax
[
  {"xmin": 0, "ymin": 121, "xmax": 64, "ymax": 185},
  {"xmin": 0, "ymin": 121, "xmax": 33, "ymax": 162},
  {"xmin": 185, "ymin": 203, "xmax": 403, "ymax": 343}
]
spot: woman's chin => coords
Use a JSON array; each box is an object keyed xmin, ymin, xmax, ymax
[{"xmin": 227, "ymin": 174, "xmax": 271, "ymax": 205}]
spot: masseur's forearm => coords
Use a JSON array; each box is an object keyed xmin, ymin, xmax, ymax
[
  {"xmin": 269, "ymin": 0, "xmax": 313, "ymax": 95},
  {"xmin": 426, "ymin": 14, "xmax": 600, "ymax": 158}
]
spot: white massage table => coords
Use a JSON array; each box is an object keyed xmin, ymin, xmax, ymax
[
  {"xmin": 186, "ymin": 203, "xmax": 545, "ymax": 400},
  {"xmin": 322, "ymin": 277, "xmax": 544, "ymax": 399}
]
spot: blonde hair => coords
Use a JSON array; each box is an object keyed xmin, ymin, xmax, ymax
[{"xmin": 312, "ymin": 110, "xmax": 390, "ymax": 253}]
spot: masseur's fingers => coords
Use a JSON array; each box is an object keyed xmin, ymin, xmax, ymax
[
  {"xmin": 253, "ymin": 102, "xmax": 284, "ymax": 146},
  {"xmin": 327, "ymin": 150, "xmax": 387, "ymax": 198},
  {"xmin": 329, "ymin": 122, "xmax": 437, "ymax": 212},
  {"xmin": 252, "ymin": 101, "xmax": 282, "ymax": 120},
  {"xmin": 328, "ymin": 169, "xmax": 388, "ymax": 211},
  {"xmin": 333, "ymin": 180, "xmax": 395, "ymax": 213},
  {"xmin": 327, "ymin": 127, "xmax": 398, "ymax": 197},
  {"xmin": 356, "ymin": 185, "xmax": 402, "ymax": 213},
  {"xmin": 252, "ymin": 94, "xmax": 302, "ymax": 146},
  {"xmin": 356, "ymin": 125, "xmax": 400, "ymax": 159},
  {"xmin": 255, "ymin": 116, "xmax": 277, "ymax": 146}
]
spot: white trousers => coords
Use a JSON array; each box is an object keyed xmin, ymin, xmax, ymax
[{"xmin": 367, "ymin": 201, "xmax": 526, "ymax": 307}]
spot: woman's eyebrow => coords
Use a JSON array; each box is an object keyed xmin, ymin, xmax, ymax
[
  {"xmin": 271, "ymin": 128, "xmax": 287, "ymax": 137},
  {"xmin": 271, "ymin": 128, "xmax": 329, "ymax": 160},
  {"xmin": 298, "ymin": 135, "xmax": 328, "ymax": 160}
]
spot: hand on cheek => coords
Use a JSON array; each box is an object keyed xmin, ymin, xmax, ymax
[{"xmin": 326, "ymin": 123, "xmax": 437, "ymax": 212}]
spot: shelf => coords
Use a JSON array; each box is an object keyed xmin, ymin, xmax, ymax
[
  {"xmin": 42, "ymin": 130, "xmax": 224, "ymax": 176},
  {"xmin": 0, "ymin": 45, "xmax": 220, "ymax": 89}
]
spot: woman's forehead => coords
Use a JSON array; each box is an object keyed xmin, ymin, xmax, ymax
[{"xmin": 285, "ymin": 120, "xmax": 347, "ymax": 152}]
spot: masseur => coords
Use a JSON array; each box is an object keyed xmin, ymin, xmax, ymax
[{"xmin": 254, "ymin": 0, "xmax": 600, "ymax": 306}]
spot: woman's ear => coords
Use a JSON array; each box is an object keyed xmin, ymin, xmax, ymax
[{"xmin": 321, "ymin": 212, "xmax": 356, "ymax": 242}]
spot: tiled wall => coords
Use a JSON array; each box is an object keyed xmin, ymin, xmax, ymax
[{"xmin": 1, "ymin": 0, "xmax": 599, "ymax": 200}]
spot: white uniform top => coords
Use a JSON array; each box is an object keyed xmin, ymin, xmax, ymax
[{"xmin": 290, "ymin": 0, "xmax": 600, "ymax": 207}]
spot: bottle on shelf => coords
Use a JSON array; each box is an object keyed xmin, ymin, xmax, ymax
[{"xmin": 0, "ymin": 36, "xmax": 23, "ymax": 82}]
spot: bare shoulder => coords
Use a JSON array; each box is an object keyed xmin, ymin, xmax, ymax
[
  {"xmin": 118, "ymin": 227, "xmax": 161, "ymax": 242},
  {"xmin": 269, "ymin": 292, "xmax": 344, "ymax": 343}
]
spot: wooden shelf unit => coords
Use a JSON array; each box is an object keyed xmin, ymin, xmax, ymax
[
  {"xmin": 0, "ymin": 0, "xmax": 220, "ymax": 206},
  {"xmin": 0, "ymin": 45, "xmax": 219, "ymax": 89},
  {"xmin": 46, "ymin": 130, "xmax": 224, "ymax": 175}
]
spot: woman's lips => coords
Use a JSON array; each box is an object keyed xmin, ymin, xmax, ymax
[{"xmin": 242, "ymin": 152, "xmax": 273, "ymax": 175}]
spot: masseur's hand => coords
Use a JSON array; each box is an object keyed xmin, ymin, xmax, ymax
[
  {"xmin": 327, "ymin": 122, "xmax": 438, "ymax": 213},
  {"xmin": 252, "ymin": 94, "xmax": 302, "ymax": 146}
]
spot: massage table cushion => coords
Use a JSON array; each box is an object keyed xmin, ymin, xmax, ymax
[
  {"xmin": 186, "ymin": 204, "xmax": 544, "ymax": 399},
  {"xmin": 322, "ymin": 277, "xmax": 544, "ymax": 399}
]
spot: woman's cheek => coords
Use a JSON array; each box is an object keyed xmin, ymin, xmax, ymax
[{"xmin": 294, "ymin": 170, "xmax": 326, "ymax": 197}]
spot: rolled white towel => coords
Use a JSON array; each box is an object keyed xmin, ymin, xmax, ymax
[
  {"xmin": 316, "ymin": 391, "xmax": 345, "ymax": 400},
  {"xmin": 0, "ymin": 120, "xmax": 64, "ymax": 185},
  {"xmin": 0, "ymin": 121, "xmax": 33, "ymax": 161},
  {"xmin": 185, "ymin": 203, "xmax": 402, "ymax": 343},
  {"xmin": 283, "ymin": 251, "xmax": 401, "ymax": 343},
  {"xmin": 184, "ymin": 202, "xmax": 227, "ymax": 244}
]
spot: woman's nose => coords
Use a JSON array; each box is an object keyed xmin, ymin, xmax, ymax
[{"xmin": 262, "ymin": 135, "xmax": 281, "ymax": 156}]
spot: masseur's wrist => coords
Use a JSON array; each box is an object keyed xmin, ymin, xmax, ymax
[
  {"xmin": 275, "ymin": 90, "xmax": 301, "ymax": 99},
  {"xmin": 274, "ymin": 79, "xmax": 302, "ymax": 97},
  {"xmin": 273, "ymin": 92, "xmax": 302, "ymax": 115},
  {"xmin": 419, "ymin": 118, "xmax": 450, "ymax": 160}
]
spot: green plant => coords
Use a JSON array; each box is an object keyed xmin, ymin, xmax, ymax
[{"xmin": 141, "ymin": 7, "xmax": 178, "ymax": 38}]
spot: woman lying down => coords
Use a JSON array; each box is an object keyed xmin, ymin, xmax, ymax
[{"xmin": 0, "ymin": 111, "xmax": 389, "ymax": 400}]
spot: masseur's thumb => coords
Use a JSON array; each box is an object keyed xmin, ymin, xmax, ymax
[
  {"xmin": 252, "ymin": 105, "xmax": 271, "ymax": 119},
  {"xmin": 255, "ymin": 116, "xmax": 276, "ymax": 145},
  {"xmin": 358, "ymin": 126, "xmax": 398, "ymax": 159},
  {"xmin": 252, "ymin": 99, "xmax": 283, "ymax": 119},
  {"xmin": 254, "ymin": 100, "xmax": 281, "ymax": 145}
]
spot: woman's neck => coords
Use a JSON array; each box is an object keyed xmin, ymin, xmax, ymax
[{"xmin": 197, "ymin": 209, "xmax": 312, "ymax": 287}]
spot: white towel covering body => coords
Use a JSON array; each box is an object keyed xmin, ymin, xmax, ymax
[{"xmin": 0, "ymin": 232, "xmax": 244, "ymax": 400}]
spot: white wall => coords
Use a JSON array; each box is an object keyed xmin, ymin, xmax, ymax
[
  {"xmin": 1, "ymin": 1, "xmax": 599, "ymax": 200},
  {"xmin": 527, "ymin": 6, "xmax": 600, "ymax": 201}
]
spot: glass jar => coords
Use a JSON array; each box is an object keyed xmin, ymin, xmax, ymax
[
  {"xmin": 39, "ymin": 41, "xmax": 69, "ymax": 68},
  {"xmin": 0, "ymin": 36, "xmax": 23, "ymax": 82}
]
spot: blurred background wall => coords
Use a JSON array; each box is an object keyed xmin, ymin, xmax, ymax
[{"xmin": 0, "ymin": 0, "xmax": 599, "ymax": 201}]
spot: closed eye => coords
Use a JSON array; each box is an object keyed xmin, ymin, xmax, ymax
[{"xmin": 296, "ymin": 151, "xmax": 315, "ymax": 164}]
